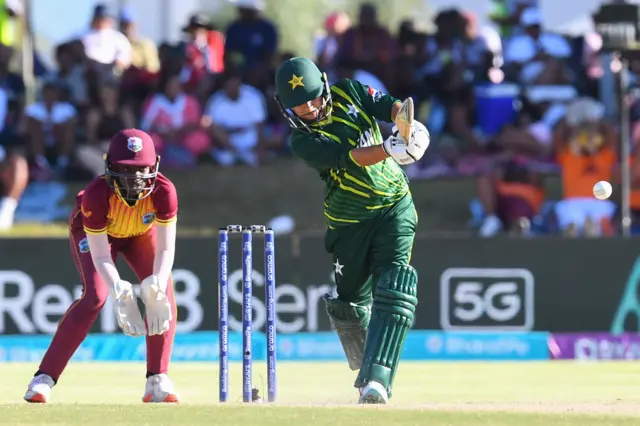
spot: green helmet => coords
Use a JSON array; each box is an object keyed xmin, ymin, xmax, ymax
[{"xmin": 274, "ymin": 57, "xmax": 332, "ymax": 132}]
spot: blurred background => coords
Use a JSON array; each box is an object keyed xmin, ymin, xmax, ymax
[
  {"xmin": 0, "ymin": 0, "xmax": 637, "ymax": 364},
  {"xmin": 0, "ymin": 0, "xmax": 632, "ymax": 238}
]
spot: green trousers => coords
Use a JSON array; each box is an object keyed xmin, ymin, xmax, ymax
[{"xmin": 324, "ymin": 193, "xmax": 417, "ymax": 305}]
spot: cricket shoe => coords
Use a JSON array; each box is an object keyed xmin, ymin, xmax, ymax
[
  {"xmin": 143, "ymin": 374, "xmax": 179, "ymax": 403},
  {"xmin": 358, "ymin": 381, "xmax": 388, "ymax": 404},
  {"xmin": 24, "ymin": 374, "xmax": 55, "ymax": 403}
]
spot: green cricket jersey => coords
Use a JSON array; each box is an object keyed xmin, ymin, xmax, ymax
[{"xmin": 290, "ymin": 78, "xmax": 410, "ymax": 228}]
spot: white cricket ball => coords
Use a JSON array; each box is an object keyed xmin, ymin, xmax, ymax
[{"xmin": 593, "ymin": 180, "xmax": 613, "ymax": 200}]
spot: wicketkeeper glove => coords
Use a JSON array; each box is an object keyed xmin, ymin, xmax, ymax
[
  {"xmin": 112, "ymin": 280, "xmax": 146, "ymax": 337},
  {"xmin": 140, "ymin": 274, "xmax": 172, "ymax": 336}
]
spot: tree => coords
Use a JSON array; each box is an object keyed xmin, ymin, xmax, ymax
[{"xmin": 263, "ymin": 0, "xmax": 333, "ymax": 58}]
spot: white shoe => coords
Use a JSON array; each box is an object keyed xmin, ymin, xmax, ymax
[
  {"xmin": 0, "ymin": 197, "xmax": 17, "ymax": 231},
  {"xmin": 358, "ymin": 381, "xmax": 388, "ymax": 404},
  {"xmin": 142, "ymin": 374, "xmax": 179, "ymax": 403},
  {"xmin": 479, "ymin": 214, "xmax": 502, "ymax": 237},
  {"xmin": 24, "ymin": 374, "xmax": 55, "ymax": 403}
]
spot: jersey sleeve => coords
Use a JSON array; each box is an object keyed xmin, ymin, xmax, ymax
[
  {"xmin": 81, "ymin": 179, "xmax": 110, "ymax": 235},
  {"xmin": 346, "ymin": 79, "xmax": 399, "ymax": 123},
  {"xmin": 152, "ymin": 176, "xmax": 178, "ymax": 225},
  {"xmin": 291, "ymin": 132, "xmax": 359, "ymax": 171}
]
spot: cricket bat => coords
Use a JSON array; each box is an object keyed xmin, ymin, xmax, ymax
[{"xmin": 394, "ymin": 97, "xmax": 414, "ymax": 143}]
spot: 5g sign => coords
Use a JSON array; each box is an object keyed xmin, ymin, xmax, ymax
[{"xmin": 440, "ymin": 268, "xmax": 534, "ymax": 331}]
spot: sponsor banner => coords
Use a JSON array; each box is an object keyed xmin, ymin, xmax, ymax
[
  {"xmin": 0, "ymin": 331, "xmax": 549, "ymax": 362},
  {"xmin": 549, "ymin": 333, "xmax": 640, "ymax": 360},
  {"xmin": 1, "ymin": 237, "xmax": 640, "ymax": 334}
]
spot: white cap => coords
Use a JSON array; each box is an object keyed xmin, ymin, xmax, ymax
[{"xmin": 520, "ymin": 7, "xmax": 542, "ymax": 27}]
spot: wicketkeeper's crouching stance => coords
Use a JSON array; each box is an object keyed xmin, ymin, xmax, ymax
[
  {"xmin": 274, "ymin": 57, "xmax": 429, "ymax": 403},
  {"xmin": 24, "ymin": 129, "xmax": 180, "ymax": 403}
]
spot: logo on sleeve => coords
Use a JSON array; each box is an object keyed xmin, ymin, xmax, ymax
[
  {"xmin": 142, "ymin": 212, "xmax": 156, "ymax": 225},
  {"xmin": 368, "ymin": 86, "xmax": 382, "ymax": 102},
  {"xmin": 127, "ymin": 136, "xmax": 143, "ymax": 153},
  {"xmin": 81, "ymin": 206, "xmax": 92, "ymax": 218},
  {"xmin": 78, "ymin": 238, "xmax": 90, "ymax": 253}
]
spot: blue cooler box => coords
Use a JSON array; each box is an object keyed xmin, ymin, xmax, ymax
[{"xmin": 475, "ymin": 84, "xmax": 520, "ymax": 137}]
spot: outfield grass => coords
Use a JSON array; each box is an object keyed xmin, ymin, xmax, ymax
[{"xmin": 0, "ymin": 362, "xmax": 638, "ymax": 425}]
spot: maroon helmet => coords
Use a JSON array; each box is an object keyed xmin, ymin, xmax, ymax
[{"xmin": 104, "ymin": 129, "xmax": 160, "ymax": 201}]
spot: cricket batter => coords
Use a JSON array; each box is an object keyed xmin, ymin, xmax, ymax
[
  {"xmin": 23, "ymin": 129, "xmax": 179, "ymax": 404},
  {"xmin": 274, "ymin": 57, "xmax": 429, "ymax": 403}
]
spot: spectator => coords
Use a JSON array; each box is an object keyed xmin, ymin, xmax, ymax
[
  {"xmin": 119, "ymin": 8, "xmax": 161, "ymax": 105},
  {"xmin": 76, "ymin": 81, "xmax": 135, "ymax": 176},
  {"xmin": 490, "ymin": 86, "xmax": 572, "ymax": 158},
  {"xmin": 0, "ymin": 0, "xmax": 23, "ymax": 48},
  {"xmin": 489, "ymin": 0, "xmax": 538, "ymax": 38},
  {"xmin": 416, "ymin": 9, "xmax": 486, "ymax": 164},
  {"xmin": 315, "ymin": 12, "xmax": 351, "ymax": 75},
  {"xmin": 0, "ymin": 43, "xmax": 24, "ymax": 133},
  {"xmin": 119, "ymin": 8, "xmax": 160, "ymax": 75},
  {"xmin": 81, "ymin": 4, "xmax": 131, "ymax": 86},
  {"xmin": 0, "ymin": 85, "xmax": 27, "ymax": 231},
  {"xmin": 553, "ymin": 98, "xmax": 616, "ymax": 237},
  {"xmin": 140, "ymin": 72, "xmax": 211, "ymax": 166},
  {"xmin": 202, "ymin": 67, "xmax": 267, "ymax": 166},
  {"xmin": 503, "ymin": 8, "xmax": 571, "ymax": 85},
  {"xmin": 180, "ymin": 13, "xmax": 224, "ymax": 95},
  {"xmin": 338, "ymin": 3, "xmax": 394, "ymax": 92},
  {"xmin": 477, "ymin": 155, "xmax": 545, "ymax": 237},
  {"xmin": 24, "ymin": 81, "xmax": 77, "ymax": 180},
  {"xmin": 46, "ymin": 43, "xmax": 90, "ymax": 110},
  {"xmin": 225, "ymin": 0, "xmax": 277, "ymax": 72},
  {"xmin": 0, "ymin": 145, "xmax": 27, "ymax": 231},
  {"xmin": 394, "ymin": 19, "xmax": 423, "ymax": 101}
]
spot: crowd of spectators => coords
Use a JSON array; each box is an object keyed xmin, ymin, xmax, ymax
[{"xmin": 0, "ymin": 0, "xmax": 634, "ymax": 238}]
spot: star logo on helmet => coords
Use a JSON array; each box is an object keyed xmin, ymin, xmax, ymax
[
  {"xmin": 127, "ymin": 137, "xmax": 143, "ymax": 153},
  {"xmin": 289, "ymin": 74, "xmax": 304, "ymax": 90}
]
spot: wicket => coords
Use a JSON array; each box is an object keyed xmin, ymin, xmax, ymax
[{"xmin": 218, "ymin": 225, "xmax": 277, "ymax": 403}]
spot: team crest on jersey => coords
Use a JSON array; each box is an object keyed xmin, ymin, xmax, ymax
[
  {"xmin": 142, "ymin": 212, "xmax": 156, "ymax": 225},
  {"xmin": 78, "ymin": 238, "xmax": 90, "ymax": 253},
  {"xmin": 367, "ymin": 86, "xmax": 382, "ymax": 102},
  {"xmin": 127, "ymin": 136, "xmax": 143, "ymax": 153}
]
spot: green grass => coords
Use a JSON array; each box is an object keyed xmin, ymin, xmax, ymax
[{"xmin": 0, "ymin": 362, "xmax": 639, "ymax": 425}]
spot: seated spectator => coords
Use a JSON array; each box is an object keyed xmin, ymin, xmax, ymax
[
  {"xmin": 553, "ymin": 98, "xmax": 616, "ymax": 237},
  {"xmin": 202, "ymin": 68, "xmax": 267, "ymax": 166},
  {"xmin": 224, "ymin": 0, "xmax": 277, "ymax": 71},
  {"xmin": 180, "ymin": 13, "xmax": 224, "ymax": 95},
  {"xmin": 477, "ymin": 155, "xmax": 545, "ymax": 237},
  {"xmin": 490, "ymin": 86, "xmax": 573, "ymax": 159},
  {"xmin": 46, "ymin": 43, "xmax": 90, "ymax": 111},
  {"xmin": 503, "ymin": 8, "xmax": 571, "ymax": 85},
  {"xmin": 0, "ymin": 86, "xmax": 27, "ymax": 231},
  {"xmin": 415, "ymin": 9, "xmax": 488, "ymax": 159},
  {"xmin": 338, "ymin": 3, "xmax": 394, "ymax": 92},
  {"xmin": 25, "ymin": 81, "xmax": 77, "ymax": 180},
  {"xmin": 0, "ymin": 43, "xmax": 25, "ymax": 131},
  {"xmin": 315, "ymin": 12, "xmax": 351, "ymax": 76},
  {"xmin": 119, "ymin": 8, "xmax": 161, "ymax": 106},
  {"xmin": 140, "ymin": 72, "xmax": 211, "ymax": 166},
  {"xmin": 76, "ymin": 82, "xmax": 135, "ymax": 176},
  {"xmin": 81, "ymin": 4, "xmax": 131, "ymax": 91},
  {"xmin": 489, "ymin": 0, "xmax": 538, "ymax": 38}
]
